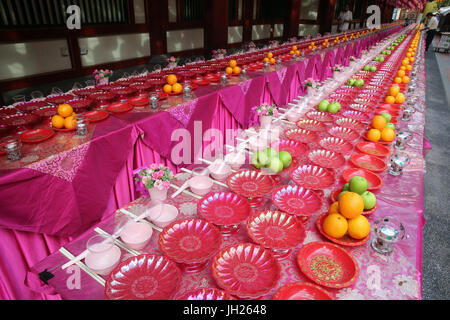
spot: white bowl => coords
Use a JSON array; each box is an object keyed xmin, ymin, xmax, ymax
[
  {"xmin": 151, "ymin": 204, "xmax": 179, "ymax": 228},
  {"xmin": 120, "ymin": 222, "xmax": 153, "ymax": 250},
  {"xmin": 208, "ymin": 161, "xmax": 232, "ymax": 181},
  {"xmin": 249, "ymin": 135, "xmax": 268, "ymax": 152},
  {"xmin": 84, "ymin": 244, "xmax": 121, "ymax": 276},
  {"xmin": 225, "ymin": 152, "xmax": 246, "ymax": 170},
  {"xmin": 189, "ymin": 175, "xmax": 213, "ymax": 196}
]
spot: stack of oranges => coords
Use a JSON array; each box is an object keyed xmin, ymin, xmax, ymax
[
  {"xmin": 263, "ymin": 52, "xmax": 276, "ymax": 65},
  {"xmin": 323, "ymin": 192, "xmax": 370, "ymax": 240},
  {"xmin": 307, "ymin": 42, "xmax": 317, "ymax": 51},
  {"xmin": 51, "ymin": 104, "xmax": 77, "ymax": 130},
  {"xmin": 322, "ymin": 39, "xmax": 330, "ymax": 48},
  {"xmin": 394, "ymin": 70, "xmax": 410, "ymax": 84},
  {"xmin": 163, "ymin": 74, "xmax": 183, "ymax": 94},
  {"xmin": 385, "ymin": 85, "xmax": 405, "ymax": 104},
  {"xmin": 367, "ymin": 115, "xmax": 396, "ymax": 143},
  {"xmin": 289, "ymin": 46, "xmax": 301, "ymax": 56},
  {"xmin": 225, "ymin": 60, "xmax": 241, "ymax": 75}
]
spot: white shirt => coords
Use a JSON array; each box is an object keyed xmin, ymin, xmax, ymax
[
  {"xmin": 428, "ymin": 16, "xmax": 439, "ymax": 30},
  {"xmin": 339, "ymin": 11, "xmax": 353, "ymax": 31}
]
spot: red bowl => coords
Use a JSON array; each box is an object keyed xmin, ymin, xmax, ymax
[
  {"xmin": 284, "ymin": 128, "xmax": 318, "ymax": 144},
  {"xmin": 197, "ymin": 192, "xmax": 251, "ymax": 226},
  {"xmin": 106, "ymin": 102, "xmax": 134, "ymax": 114},
  {"xmin": 289, "ymin": 164, "xmax": 335, "ymax": 190},
  {"xmin": 176, "ymin": 288, "xmax": 235, "ymax": 300},
  {"xmin": 66, "ymin": 98, "xmax": 93, "ymax": 111},
  {"xmin": 296, "ymin": 242, "xmax": 359, "ymax": 289},
  {"xmin": 45, "ymin": 94, "xmax": 74, "ymax": 105},
  {"xmin": 226, "ymin": 170, "xmax": 274, "ymax": 198},
  {"xmin": 319, "ymin": 137, "xmax": 353, "ymax": 154},
  {"xmin": 0, "ymin": 107, "xmax": 19, "ymax": 117},
  {"xmin": 296, "ymin": 119, "xmax": 327, "ymax": 132},
  {"xmin": 19, "ymin": 128, "xmax": 54, "ymax": 143},
  {"xmin": 15, "ymin": 100, "xmax": 48, "ymax": 113},
  {"xmin": 306, "ymin": 111, "xmax": 335, "ymax": 123},
  {"xmin": 334, "ymin": 118, "xmax": 366, "ymax": 132},
  {"xmin": 342, "ymin": 110, "xmax": 370, "ymax": 123},
  {"xmin": 328, "ymin": 126, "xmax": 361, "ymax": 142},
  {"xmin": 105, "ymin": 254, "xmax": 181, "ymax": 300},
  {"xmin": 342, "ymin": 168, "xmax": 383, "ymax": 190},
  {"xmin": 211, "ymin": 243, "xmax": 281, "ymax": 299},
  {"xmin": 158, "ymin": 219, "xmax": 222, "ymax": 265},
  {"xmin": 348, "ymin": 104, "xmax": 374, "ymax": 114},
  {"xmin": 273, "ymin": 282, "xmax": 334, "ymax": 300},
  {"xmin": 356, "ymin": 141, "xmax": 391, "ymax": 158},
  {"xmin": 32, "ymin": 105, "xmax": 59, "ymax": 118},
  {"xmin": 316, "ymin": 212, "xmax": 370, "ymax": 247},
  {"xmin": 272, "ymin": 184, "xmax": 322, "ymax": 217},
  {"xmin": 271, "ymin": 139, "xmax": 309, "ymax": 158},
  {"xmin": 308, "ymin": 149, "xmax": 346, "ymax": 169},
  {"xmin": 246, "ymin": 210, "xmax": 306, "ymax": 250},
  {"xmin": 83, "ymin": 110, "xmax": 109, "ymax": 123},
  {"xmin": 0, "ymin": 113, "xmax": 40, "ymax": 127},
  {"xmin": 349, "ymin": 153, "xmax": 388, "ymax": 173}
]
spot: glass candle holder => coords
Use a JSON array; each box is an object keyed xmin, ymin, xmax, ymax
[
  {"xmin": 221, "ymin": 74, "xmax": 228, "ymax": 86},
  {"xmin": 371, "ymin": 216, "xmax": 406, "ymax": 255},
  {"xmin": 149, "ymin": 93, "xmax": 159, "ymax": 109},
  {"xmin": 389, "ymin": 152, "xmax": 410, "ymax": 176},
  {"xmin": 401, "ymin": 107, "xmax": 414, "ymax": 122},
  {"xmin": 5, "ymin": 139, "xmax": 22, "ymax": 161}
]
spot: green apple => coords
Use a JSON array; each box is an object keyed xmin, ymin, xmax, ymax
[
  {"xmin": 278, "ymin": 151, "xmax": 292, "ymax": 169},
  {"xmin": 338, "ymin": 191, "xmax": 349, "ymax": 200},
  {"xmin": 318, "ymin": 100, "xmax": 330, "ymax": 112},
  {"xmin": 379, "ymin": 57, "xmax": 385, "ymax": 62},
  {"xmin": 264, "ymin": 148, "xmax": 278, "ymax": 160},
  {"xmin": 386, "ymin": 122, "xmax": 395, "ymax": 130},
  {"xmin": 361, "ymin": 191, "xmax": 377, "ymax": 210},
  {"xmin": 349, "ymin": 176, "xmax": 369, "ymax": 194},
  {"xmin": 355, "ymin": 79, "xmax": 365, "ymax": 87},
  {"xmin": 267, "ymin": 157, "xmax": 284, "ymax": 174},
  {"xmin": 380, "ymin": 112, "xmax": 392, "ymax": 122},
  {"xmin": 363, "ymin": 65, "xmax": 371, "ymax": 71},
  {"xmin": 328, "ymin": 102, "xmax": 341, "ymax": 114},
  {"xmin": 251, "ymin": 153, "xmax": 263, "ymax": 169},
  {"xmin": 347, "ymin": 78, "xmax": 356, "ymax": 86},
  {"xmin": 342, "ymin": 183, "xmax": 350, "ymax": 191},
  {"xmin": 370, "ymin": 66, "xmax": 377, "ymax": 72}
]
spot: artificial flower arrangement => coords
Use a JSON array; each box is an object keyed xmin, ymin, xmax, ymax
[
  {"xmin": 332, "ymin": 64, "xmax": 344, "ymax": 72},
  {"xmin": 269, "ymin": 40, "xmax": 279, "ymax": 47},
  {"xmin": 362, "ymin": 50, "xmax": 368, "ymax": 55},
  {"xmin": 256, "ymin": 103, "xmax": 279, "ymax": 117},
  {"xmin": 288, "ymin": 37, "xmax": 297, "ymax": 43},
  {"xmin": 245, "ymin": 41, "xmax": 257, "ymax": 51},
  {"xmin": 135, "ymin": 164, "xmax": 174, "ymax": 191},
  {"xmin": 349, "ymin": 56, "xmax": 356, "ymax": 62},
  {"xmin": 212, "ymin": 49, "xmax": 227, "ymax": 58},
  {"xmin": 165, "ymin": 56, "xmax": 180, "ymax": 67},
  {"xmin": 93, "ymin": 69, "xmax": 113, "ymax": 82},
  {"xmin": 305, "ymin": 78, "xmax": 322, "ymax": 89}
]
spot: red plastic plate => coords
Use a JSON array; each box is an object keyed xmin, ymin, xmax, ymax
[
  {"xmin": 84, "ymin": 110, "xmax": 109, "ymax": 123},
  {"xmin": 273, "ymin": 282, "xmax": 334, "ymax": 300},
  {"xmin": 356, "ymin": 141, "xmax": 391, "ymax": 158},
  {"xmin": 319, "ymin": 137, "xmax": 353, "ymax": 154},
  {"xmin": 308, "ymin": 149, "xmax": 346, "ymax": 169},
  {"xmin": 19, "ymin": 128, "xmax": 54, "ymax": 143},
  {"xmin": 328, "ymin": 126, "xmax": 361, "ymax": 142},
  {"xmin": 197, "ymin": 192, "xmax": 251, "ymax": 226},
  {"xmin": 106, "ymin": 102, "xmax": 134, "ymax": 114},
  {"xmin": 289, "ymin": 165, "xmax": 335, "ymax": 190},
  {"xmin": 334, "ymin": 118, "xmax": 365, "ymax": 132},
  {"xmin": 342, "ymin": 110, "xmax": 370, "ymax": 123},
  {"xmin": 349, "ymin": 153, "xmax": 388, "ymax": 173},
  {"xmin": 15, "ymin": 100, "xmax": 48, "ymax": 113},
  {"xmin": 271, "ymin": 139, "xmax": 309, "ymax": 157},
  {"xmin": 342, "ymin": 167, "xmax": 383, "ymax": 190},
  {"xmin": 306, "ymin": 111, "xmax": 334, "ymax": 123},
  {"xmin": 284, "ymin": 128, "xmax": 318, "ymax": 144},
  {"xmin": 226, "ymin": 170, "xmax": 274, "ymax": 198},
  {"xmin": 271, "ymin": 185, "xmax": 322, "ymax": 217},
  {"xmin": 296, "ymin": 119, "xmax": 327, "ymax": 132},
  {"xmin": 176, "ymin": 288, "xmax": 235, "ymax": 300}
]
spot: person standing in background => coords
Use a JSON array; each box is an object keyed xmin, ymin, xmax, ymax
[
  {"xmin": 338, "ymin": 4, "xmax": 353, "ymax": 32},
  {"xmin": 422, "ymin": 12, "xmax": 440, "ymax": 52}
]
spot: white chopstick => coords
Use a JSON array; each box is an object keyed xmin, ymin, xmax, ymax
[
  {"xmin": 170, "ymin": 183, "xmax": 202, "ymax": 199},
  {"xmin": 120, "ymin": 208, "xmax": 163, "ymax": 232},
  {"xmin": 180, "ymin": 167, "xmax": 229, "ymax": 188},
  {"xmin": 94, "ymin": 227, "xmax": 141, "ymax": 256}
]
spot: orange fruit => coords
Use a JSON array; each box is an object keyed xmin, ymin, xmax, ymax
[
  {"xmin": 395, "ymin": 93, "xmax": 405, "ymax": 104},
  {"xmin": 172, "ymin": 83, "xmax": 183, "ymax": 94},
  {"xmin": 347, "ymin": 215, "xmax": 370, "ymax": 240},
  {"xmin": 263, "ymin": 57, "xmax": 270, "ymax": 63},
  {"xmin": 409, "ymin": 57, "xmax": 415, "ymax": 63},
  {"xmin": 58, "ymin": 104, "xmax": 73, "ymax": 118},
  {"xmin": 64, "ymin": 116, "xmax": 77, "ymax": 129},
  {"xmin": 406, "ymin": 53, "xmax": 412, "ymax": 58},
  {"xmin": 381, "ymin": 127, "xmax": 395, "ymax": 142},
  {"xmin": 402, "ymin": 59, "xmax": 409, "ymax": 66},
  {"xmin": 295, "ymin": 50, "xmax": 300, "ymax": 55},
  {"xmin": 225, "ymin": 67, "xmax": 233, "ymax": 74},
  {"xmin": 51, "ymin": 115, "xmax": 65, "ymax": 129},
  {"xmin": 385, "ymin": 96, "xmax": 396, "ymax": 104},
  {"xmin": 400, "ymin": 66, "xmax": 407, "ymax": 71},
  {"xmin": 267, "ymin": 52, "xmax": 273, "ymax": 59},
  {"xmin": 269, "ymin": 58, "xmax": 276, "ymax": 64},
  {"xmin": 229, "ymin": 60, "xmax": 237, "ymax": 68},
  {"xmin": 372, "ymin": 115, "xmax": 387, "ymax": 130},
  {"xmin": 394, "ymin": 77, "xmax": 402, "ymax": 84},
  {"xmin": 329, "ymin": 202, "xmax": 340, "ymax": 214},
  {"xmin": 163, "ymin": 84, "xmax": 173, "ymax": 93},
  {"xmin": 292, "ymin": 45, "xmax": 297, "ymax": 51},
  {"xmin": 338, "ymin": 192, "xmax": 364, "ymax": 219},
  {"xmin": 323, "ymin": 213, "xmax": 348, "ymax": 239},
  {"xmin": 397, "ymin": 70, "xmax": 406, "ymax": 78},
  {"xmin": 308, "ymin": 45, "xmax": 313, "ymax": 50},
  {"xmin": 402, "ymin": 76, "xmax": 410, "ymax": 84},
  {"xmin": 166, "ymin": 74, "xmax": 177, "ymax": 85},
  {"xmin": 233, "ymin": 66, "xmax": 241, "ymax": 74},
  {"xmin": 406, "ymin": 65, "xmax": 413, "ymax": 71},
  {"xmin": 389, "ymin": 86, "xmax": 400, "ymax": 97},
  {"xmin": 290, "ymin": 50, "xmax": 295, "ymax": 55},
  {"xmin": 367, "ymin": 128, "xmax": 381, "ymax": 142}
]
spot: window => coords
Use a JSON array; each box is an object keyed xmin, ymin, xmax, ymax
[
  {"xmin": 300, "ymin": 0, "xmax": 320, "ymax": 21},
  {"xmin": 256, "ymin": 0, "xmax": 289, "ymax": 20},
  {"xmin": 228, "ymin": 0, "xmax": 243, "ymax": 22},
  {"xmin": 354, "ymin": 0, "xmax": 363, "ymax": 19},
  {"xmin": 0, "ymin": 0, "xmax": 129, "ymax": 28},
  {"xmin": 180, "ymin": 0, "xmax": 205, "ymax": 22},
  {"xmin": 335, "ymin": 0, "xmax": 352, "ymax": 20}
]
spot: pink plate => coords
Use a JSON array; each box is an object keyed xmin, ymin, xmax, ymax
[
  {"xmin": 176, "ymin": 288, "xmax": 235, "ymax": 300},
  {"xmin": 350, "ymin": 153, "xmax": 388, "ymax": 173},
  {"xmin": 271, "ymin": 185, "xmax": 322, "ymax": 216},
  {"xmin": 296, "ymin": 242, "xmax": 359, "ymax": 288},
  {"xmin": 356, "ymin": 141, "xmax": 391, "ymax": 158},
  {"xmin": 19, "ymin": 128, "xmax": 54, "ymax": 143},
  {"xmin": 273, "ymin": 282, "xmax": 334, "ymax": 300},
  {"xmin": 83, "ymin": 110, "xmax": 109, "ymax": 123},
  {"xmin": 308, "ymin": 149, "xmax": 346, "ymax": 169},
  {"xmin": 271, "ymin": 139, "xmax": 309, "ymax": 157},
  {"xmin": 226, "ymin": 170, "xmax": 274, "ymax": 198},
  {"xmin": 197, "ymin": 192, "xmax": 251, "ymax": 226},
  {"xmin": 306, "ymin": 111, "xmax": 334, "ymax": 123},
  {"xmin": 158, "ymin": 219, "xmax": 222, "ymax": 265},
  {"xmin": 290, "ymin": 165, "xmax": 335, "ymax": 190},
  {"xmin": 319, "ymin": 137, "xmax": 353, "ymax": 154},
  {"xmin": 106, "ymin": 102, "xmax": 134, "ymax": 114},
  {"xmin": 348, "ymin": 104, "xmax": 374, "ymax": 113},
  {"xmin": 246, "ymin": 211, "xmax": 306, "ymax": 250},
  {"xmin": 334, "ymin": 118, "xmax": 365, "ymax": 132},
  {"xmin": 296, "ymin": 119, "xmax": 327, "ymax": 132},
  {"xmin": 328, "ymin": 126, "xmax": 360, "ymax": 142},
  {"xmin": 316, "ymin": 212, "xmax": 370, "ymax": 247},
  {"xmin": 342, "ymin": 168, "xmax": 383, "ymax": 190},
  {"xmin": 284, "ymin": 128, "xmax": 318, "ymax": 143},
  {"xmin": 211, "ymin": 243, "xmax": 280, "ymax": 298},
  {"xmin": 342, "ymin": 110, "xmax": 370, "ymax": 123},
  {"xmin": 15, "ymin": 100, "xmax": 48, "ymax": 112},
  {"xmin": 105, "ymin": 254, "xmax": 181, "ymax": 300}
]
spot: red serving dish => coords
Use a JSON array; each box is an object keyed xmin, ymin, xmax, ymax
[
  {"xmin": 349, "ymin": 153, "xmax": 388, "ymax": 173},
  {"xmin": 356, "ymin": 141, "xmax": 391, "ymax": 158},
  {"xmin": 46, "ymin": 94, "xmax": 74, "ymax": 105},
  {"xmin": 66, "ymin": 98, "xmax": 93, "ymax": 111},
  {"xmin": 83, "ymin": 110, "xmax": 109, "ymax": 123},
  {"xmin": 15, "ymin": 100, "xmax": 48, "ymax": 113},
  {"xmin": 296, "ymin": 119, "xmax": 327, "ymax": 132},
  {"xmin": 106, "ymin": 102, "xmax": 133, "ymax": 114},
  {"xmin": 342, "ymin": 167, "xmax": 383, "ymax": 190},
  {"xmin": 306, "ymin": 111, "xmax": 335, "ymax": 123},
  {"xmin": 271, "ymin": 185, "xmax": 322, "ymax": 216},
  {"xmin": 32, "ymin": 105, "xmax": 59, "ymax": 118},
  {"xmin": 342, "ymin": 110, "xmax": 370, "ymax": 123},
  {"xmin": 0, "ymin": 107, "xmax": 19, "ymax": 117},
  {"xmin": 348, "ymin": 104, "xmax": 374, "ymax": 113},
  {"xmin": 334, "ymin": 117, "xmax": 366, "ymax": 132},
  {"xmin": 284, "ymin": 128, "xmax": 318, "ymax": 144},
  {"xmin": 319, "ymin": 137, "xmax": 353, "ymax": 154},
  {"xmin": 289, "ymin": 165, "xmax": 335, "ymax": 190},
  {"xmin": 271, "ymin": 139, "xmax": 309, "ymax": 158},
  {"xmin": 72, "ymin": 87, "xmax": 97, "ymax": 97},
  {"xmin": 197, "ymin": 192, "xmax": 251, "ymax": 226},
  {"xmin": 0, "ymin": 113, "xmax": 39, "ymax": 127},
  {"xmin": 176, "ymin": 288, "xmax": 235, "ymax": 300},
  {"xmin": 296, "ymin": 242, "xmax": 359, "ymax": 289},
  {"xmin": 105, "ymin": 254, "xmax": 181, "ymax": 300},
  {"xmin": 19, "ymin": 128, "xmax": 55, "ymax": 143},
  {"xmin": 273, "ymin": 282, "xmax": 334, "ymax": 300},
  {"xmin": 226, "ymin": 170, "xmax": 274, "ymax": 198},
  {"xmin": 328, "ymin": 126, "xmax": 361, "ymax": 142},
  {"xmin": 308, "ymin": 149, "xmax": 346, "ymax": 169}
]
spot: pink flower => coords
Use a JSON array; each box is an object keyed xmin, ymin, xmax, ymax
[
  {"xmin": 149, "ymin": 163, "xmax": 159, "ymax": 170},
  {"xmin": 273, "ymin": 109, "xmax": 279, "ymax": 116},
  {"xmin": 154, "ymin": 180, "xmax": 164, "ymax": 190},
  {"xmin": 163, "ymin": 181, "xmax": 171, "ymax": 190},
  {"xmin": 142, "ymin": 176, "xmax": 150, "ymax": 185}
]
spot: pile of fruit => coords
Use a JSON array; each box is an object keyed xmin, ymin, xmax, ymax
[
  {"xmin": 394, "ymin": 69, "xmax": 411, "ymax": 84},
  {"xmin": 385, "ymin": 85, "xmax": 406, "ymax": 104},
  {"xmin": 322, "ymin": 39, "xmax": 330, "ymax": 48},
  {"xmin": 251, "ymin": 147, "xmax": 292, "ymax": 173},
  {"xmin": 323, "ymin": 176, "xmax": 374, "ymax": 240},
  {"xmin": 367, "ymin": 114, "xmax": 396, "ymax": 143},
  {"xmin": 317, "ymin": 100, "xmax": 342, "ymax": 113},
  {"xmin": 225, "ymin": 60, "xmax": 241, "ymax": 75},
  {"xmin": 51, "ymin": 104, "xmax": 77, "ymax": 130},
  {"xmin": 363, "ymin": 65, "xmax": 377, "ymax": 72},
  {"xmin": 307, "ymin": 42, "xmax": 318, "ymax": 51},
  {"xmin": 289, "ymin": 46, "xmax": 301, "ymax": 56},
  {"xmin": 373, "ymin": 56, "xmax": 385, "ymax": 62},
  {"xmin": 163, "ymin": 74, "xmax": 183, "ymax": 94},
  {"xmin": 263, "ymin": 53, "xmax": 276, "ymax": 65},
  {"xmin": 346, "ymin": 78, "xmax": 365, "ymax": 87}
]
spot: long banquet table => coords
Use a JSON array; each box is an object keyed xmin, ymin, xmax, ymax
[{"xmin": 0, "ymin": 23, "xmax": 416, "ymax": 300}]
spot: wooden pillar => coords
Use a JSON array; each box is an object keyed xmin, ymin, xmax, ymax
[
  {"xmin": 205, "ymin": 0, "xmax": 229, "ymax": 57},
  {"xmin": 243, "ymin": 0, "xmax": 253, "ymax": 43},
  {"xmin": 148, "ymin": 0, "xmax": 168, "ymax": 55},
  {"xmin": 283, "ymin": 0, "xmax": 301, "ymax": 40},
  {"xmin": 318, "ymin": 0, "xmax": 337, "ymax": 34}
]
